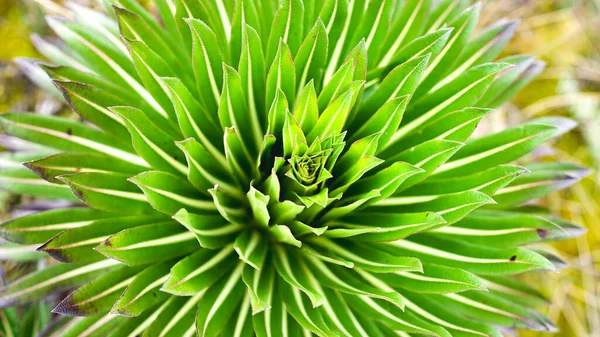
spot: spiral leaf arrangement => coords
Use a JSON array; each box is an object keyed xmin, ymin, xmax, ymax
[{"xmin": 0, "ymin": 0, "xmax": 590, "ymax": 336}]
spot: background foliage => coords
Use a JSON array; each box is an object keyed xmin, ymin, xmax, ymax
[{"xmin": 0, "ymin": 0, "xmax": 598, "ymax": 336}]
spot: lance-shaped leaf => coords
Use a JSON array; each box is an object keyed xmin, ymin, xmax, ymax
[
  {"xmin": 376, "ymin": 0, "xmax": 432, "ymax": 68},
  {"xmin": 432, "ymin": 210, "xmax": 586, "ymax": 248},
  {"xmin": 294, "ymin": 19, "xmax": 329, "ymax": 91},
  {"xmin": 310, "ymin": 238, "xmax": 422, "ymax": 273},
  {"xmin": 196, "ymin": 263, "xmax": 246, "ymax": 337},
  {"xmin": 389, "ymin": 62, "xmax": 511, "ymax": 148},
  {"xmin": 341, "ymin": 162, "xmax": 424, "ymax": 207},
  {"xmin": 396, "ymin": 107, "xmax": 491, "ymax": 153},
  {"xmin": 38, "ymin": 215, "xmax": 165, "ymax": 263},
  {"xmin": 230, "ymin": 0, "xmax": 262, "ymax": 63},
  {"xmin": 0, "ymin": 208, "xmax": 116, "ymax": 245},
  {"xmin": 433, "ymin": 123, "xmax": 563, "ymax": 178},
  {"xmin": 266, "ymin": 89, "xmax": 289, "ymax": 145},
  {"xmin": 375, "ymin": 28, "xmax": 451, "ymax": 81},
  {"xmin": 247, "ymin": 186, "xmax": 271, "ymax": 228},
  {"xmin": 105, "ymin": 301, "xmax": 169, "ymax": 336},
  {"xmin": 401, "ymin": 164, "xmax": 528, "ymax": 199},
  {"xmin": 481, "ymin": 275, "xmax": 550, "ymax": 308},
  {"xmin": 267, "ymin": 41, "xmax": 296, "ymax": 110},
  {"xmin": 112, "ymin": 260, "xmax": 174, "ymax": 317},
  {"xmin": 347, "ymin": 0, "xmax": 394, "ymax": 69},
  {"xmin": 306, "ymin": 256, "xmax": 405, "ymax": 309},
  {"xmin": 173, "ymin": 209, "xmax": 243, "ymax": 249},
  {"xmin": 363, "ymin": 53, "xmax": 429, "ymax": 112},
  {"xmin": 436, "ymin": 19, "xmax": 518, "ymax": 93},
  {"xmin": 374, "ymin": 191, "xmax": 495, "ymax": 227},
  {"xmin": 114, "ymin": 4, "xmax": 185, "ymax": 70},
  {"xmin": 58, "ymin": 172, "xmax": 155, "ymax": 214},
  {"xmin": 318, "ymin": 59, "xmax": 355, "ymax": 112},
  {"xmin": 344, "ymin": 294, "xmax": 450, "ymax": 337},
  {"xmin": 481, "ymin": 57, "xmax": 546, "ymax": 109},
  {"xmin": 267, "ymin": 0, "xmax": 304, "ymax": 63},
  {"xmin": 209, "ymin": 182, "xmax": 248, "ymax": 224},
  {"xmin": 279, "ymin": 279, "xmax": 338, "ymax": 336},
  {"xmin": 125, "ymin": 39, "xmax": 181, "ymax": 124},
  {"xmin": 294, "ymin": 80, "xmax": 319, "ymax": 134},
  {"xmin": 54, "ymin": 80, "xmax": 130, "ymax": 142},
  {"xmin": 0, "ymin": 113, "xmax": 147, "ymax": 168},
  {"xmin": 320, "ymin": 288, "xmax": 373, "ymax": 337},
  {"xmin": 162, "ymin": 245, "xmax": 237, "ymax": 295},
  {"xmin": 47, "ymin": 16, "xmax": 169, "ymax": 122},
  {"xmin": 234, "ymin": 229, "xmax": 268, "ymax": 270},
  {"xmin": 273, "ymin": 246, "xmax": 325, "ymax": 307},
  {"xmin": 220, "ymin": 292, "xmax": 254, "ymax": 337},
  {"xmin": 387, "ymin": 235, "xmax": 555, "ymax": 275},
  {"xmin": 402, "ymin": 293, "xmax": 503, "ymax": 337},
  {"xmin": 187, "ymin": 18, "xmax": 223, "ymax": 114},
  {"xmin": 39, "ymin": 314, "xmax": 126, "ymax": 337},
  {"xmin": 0, "ymin": 259, "xmax": 119, "ymax": 307},
  {"xmin": 307, "ymin": 84, "xmax": 361, "ymax": 143},
  {"xmin": 53, "ymin": 264, "xmax": 144, "ymax": 316},
  {"xmin": 24, "ymin": 152, "xmax": 145, "ymax": 184},
  {"xmin": 242, "ymin": 253, "xmax": 275, "ymax": 314},
  {"xmin": 110, "ymin": 106, "xmax": 187, "ymax": 176},
  {"xmin": 252, "ymin": 279, "xmax": 299, "ymax": 337},
  {"xmin": 350, "ymin": 95, "xmax": 410, "ymax": 148},
  {"xmin": 0, "ymin": 166, "xmax": 78, "ymax": 201},
  {"xmin": 144, "ymin": 293, "xmax": 202, "ymax": 337},
  {"xmin": 325, "ymin": 211, "xmax": 445, "ymax": 242},
  {"xmin": 129, "ymin": 170, "xmax": 217, "ymax": 215},
  {"xmin": 161, "ymin": 77, "xmax": 225, "ymax": 162},
  {"xmin": 95, "ymin": 221, "xmax": 198, "ymax": 265},
  {"xmin": 491, "ymin": 162, "xmax": 591, "ymax": 207},
  {"xmin": 380, "ymin": 139, "xmax": 464, "ymax": 190},
  {"xmin": 0, "ymin": 243, "xmax": 45, "ymax": 262},
  {"xmin": 239, "ymin": 24, "xmax": 267, "ymax": 137},
  {"xmin": 175, "ymin": 138, "xmax": 239, "ymax": 198},
  {"xmin": 378, "ymin": 262, "xmax": 486, "ymax": 294},
  {"xmin": 220, "ymin": 65, "xmax": 261, "ymax": 157},
  {"xmin": 437, "ymin": 290, "xmax": 556, "ymax": 332},
  {"xmin": 416, "ymin": 3, "xmax": 481, "ymax": 94},
  {"xmin": 270, "ymin": 225, "xmax": 303, "ymax": 248}
]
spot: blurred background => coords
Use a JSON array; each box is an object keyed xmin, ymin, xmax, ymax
[{"xmin": 0, "ymin": 0, "xmax": 598, "ymax": 336}]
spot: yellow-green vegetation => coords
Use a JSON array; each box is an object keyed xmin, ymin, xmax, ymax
[{"xmin": 482, "ymin": 1, "xmax": 600, "ymax": 336}]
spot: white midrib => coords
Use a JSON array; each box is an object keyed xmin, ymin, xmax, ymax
[
  {"xmin": 378, "ymin": 0, "xmax": 424, "ymax": 67},
  {"xmin": 203, "ymin": 263, "xmax": 244, "ymax": 335},
  {"xmin": 3, "ymin": 259, "xmax": 119, "ymax": 299},
  {"xmin": 5, "ymin": 120, "xmax": 148, "ymax": 167},
  {"xmin": 103, "ymin": 231, "xmax": 195, "ymax": 251},
  {"xmin": 435, "ymin": 131, "xmax": 551, "ymax": 174},
  {"xmin": 9, "ymin": 220, "xmax": 94, "ymax": 232},
  {"xmin": 170, "ymin": 244, "xmax": 234, "ymax": 287}
]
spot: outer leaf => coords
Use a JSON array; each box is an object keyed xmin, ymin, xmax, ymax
[
  {"xmin": 38, "ymin": 215, "xmax": 164, "ymax": 263},
  {"xmin": 58, "ymin": 172, "xmax": 155, "ymax": 214},
  {"xmin": 162, "ymin": 244, "xmax": 237, "ymax": 296},
  {"xmin": 111, "ymin": 260, "xmax": 174, "ymax": 317},
  {"xmin": 0, "ymin": 208, "xmax": 116, "ymax": 245},
  {"xmin": 129, "ymin": 170, "xmax": 217, "ymax": 215},
  {"xmin": 0, "ymin": 113, "xmax": 146, "ymax": 168},
  {"xmin": 0, "ymin": 259, "xmax": 119, "ymax": 307},
  {"xmin": 53, "ymin": 264, "xmax": 143, "ymax": 316},
  {"xmin": 95, "ymin": 221, "xmax": 198, "ymax": 265}
]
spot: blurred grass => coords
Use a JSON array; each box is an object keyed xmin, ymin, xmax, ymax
[
  {"xmin": 0, "ymin": 0, "xmax": 598, "ymax": 336},
  {"xmin": 481, "ymin": 1, "xmax": 600, "ymax": 336}
]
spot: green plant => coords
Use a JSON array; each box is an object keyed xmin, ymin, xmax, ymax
[{"xmin": 0, "ymin": 0, "xmax": 590, "ymax": 336}]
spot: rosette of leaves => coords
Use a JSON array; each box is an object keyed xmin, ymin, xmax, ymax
[{"xmin": 0, "ymin": 0, "xmax": 590, "ymax": 336}]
